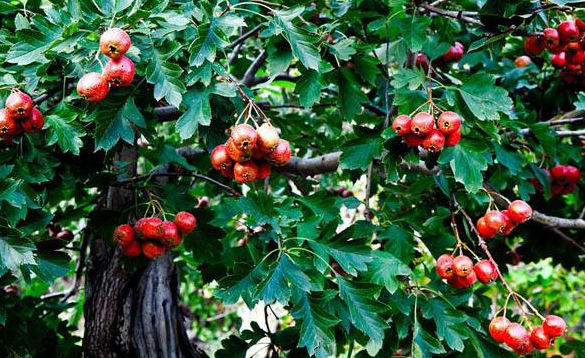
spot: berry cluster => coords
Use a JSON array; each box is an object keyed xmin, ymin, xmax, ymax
[
  {"xmin": 210, "ymin": 123, "xmax": 291, "ymax": 183},
  {"xmin": 416, "ymin": 42, "xmax": 465, "ymax": 71},
  {"xmin": 77, "ymin": 28, "xmax": 135, "ymax": 103},
  {"xmin": 392, "ymin": 111, "xmax": 462, "ymax": 152},
  {"xmin": 489, "ymin": 315, "xmax": 567, "ymax": 355},
  {"xmin": 436, "ymin": 255, "xmax": 497, "ymax": 289},
  {"xmin": 113, "ymin": 211, "xmax": 197, "ymax": 259},
  {"xmin": 531, "ymin": 164, "xmax": 581, "ymax": 196},
  {"xmin": 523, "ymin": 19, "xmax": 585, "ymax": 85},
  {"xmin": 476, "ymin": 200, "xmax": 532, "ymax": 239},
  {"xmin": 0, "ymin": 90, "xmax": 44, "ymax": 144}
]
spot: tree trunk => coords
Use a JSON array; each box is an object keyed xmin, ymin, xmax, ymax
[{"xmin": 83, "ymin": 147, "xmax": 207, "ymax": 358}]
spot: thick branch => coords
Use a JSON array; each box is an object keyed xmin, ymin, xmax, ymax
[
  {"xmin": 242, "ymin": 50, "xmax": 267, "ymax": 86},
  {"xmin": 419, "ymin": 4, "xmax": 484, "ymax": 26}
]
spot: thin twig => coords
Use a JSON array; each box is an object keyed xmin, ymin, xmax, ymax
[{"xmin": 113, "ymin": 172, "xmax": 241, "ymax": 196}]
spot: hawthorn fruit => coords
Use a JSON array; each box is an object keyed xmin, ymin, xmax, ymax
[
  {"xmin": 100, "ymin": 28, "xmax": 131, "ymax": 59},
  {"xmin": 113, "ymin": 224, "xmax": 134, "ymax": 247},
  {"xmin": 134, "ymin": 217, "xmax": 164, "ymax": 240},
  {"xmin": 437, "ymin": 111, "xmax": 461, "ymax": 135},
  {"xmin": 231, "ymin": 123, "xmax": 258, "ymax": 152},
  {"xmin": 77, "ymin": 72, "xmax": 109, "ymax": 102},
  {"xmin": 507, "ymin": 200, "xmax": 532, "ymax": 224},
  {"xmin": 256, "ymin": 123, "xmax": 280, "ymax": 153},
  {"xmin": 211, "ymin": 144, "xmax": 234, "ymax": 170},
  {"xmin": 410, "ymin": 112, "xmax": 434, "ymax": 137},
  {"xmin": 392, "ymin": 114, "xmax": 412, "ymax": 136},
  {"xmin": 104, "ymin": 56, "xmax": 135, "ymax": 87},
  {"xmin": 234, "ymin": 161, "xmax": 259, "ymax": 183},
  {"xmin": 473, "ymin": 260, "xmax": 497, "ymax": 284},
  {"xmin": 0, "ymin": 109, "xmax": 22, "ymax": 139},
  {"xmin": 543, "ymin": 315, "xmax": 567, "ymax": 337},
  {"xmin": 121, "ymin": 240, "xmax": 141, "ymax": 257},
  {"xmin": 142, "ymin": 241, "xmax": 165, "ymax": 259},
  {"xmin": 503, "ymin": 323, "xmax": 531, "ymax": 352},
  {"xmin": 266, "ymin": 139, "xmax": 291, "ymax": 166},
  {"xmin": 530, "ymin": 326, "xmax": 552, "ymax": 349},
  {"xmin": 174, "ymin": 211, "xmax": 197, "ymax": 234},
  {"xmin": 435, "ymin": 254, "xmax": 454, "ymax": 279},
  {"xmin": 489, "ymin": 317, "xmax": 511, "ymax": 343},
  {"xmin": 21, "ymin": 108, "xmax": 45, "ymax": 134},
  {"xmin": 484, "ymin": 210, "xmax": 507, "ymax": 233},
  {"xmin": 452, "ymin": 255, "xmax": 473, "ymax": 277},
  {"xmin": 5, "ymin": 91, "xmax": 34, "ymax": 120}
]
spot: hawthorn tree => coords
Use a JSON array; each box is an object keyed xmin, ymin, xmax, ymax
[{"xmin": 0, "ymin": 0, "xmax": 584, "ymax": 357}]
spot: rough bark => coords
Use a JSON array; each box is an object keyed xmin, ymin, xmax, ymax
[{"xmin": 84, "ymin": 147, "xmax": 207, "ymax": 358}]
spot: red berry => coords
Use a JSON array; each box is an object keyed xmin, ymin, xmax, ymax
[
  {"xmin": 476, "ymin": 217, "xmax": 497, "ymax": 239},
  {"xmin": 21, "ymin": 108, "xmax": 44, "ymax": 134},
  {"xmin": 100, "ymin": 28, "xmax": 131, "ymax": 59},
  {"xmin": 437, "ymin": 111, "xmax": 461, "ymax": 135},
  {"xmin": 142, "ymin": 241, "xmax": 166, "ymax": 260},
  {"xmin": 5, "ymin": 91, "xmax": 34, "ymax": 120},
  {"xmin": 524, "ymin": 35, "xmax": 545, "ymax": 56},
  {"xmin": 489, "ymin": 316, "xmax": 511, "ymax": 343},
  {"xmin": 256, "ymin": 123, "xmax": 280, "ymax": 153},
  {"xmin": 447, "ymin": 271, "xmax": 476, "ymax": 289},
  {"xmin": 500, "ymin": 210, "xmax": 516, "ymax": 235},
  {"xmin": 551, "ymin": 52, "xmax": 566, "ymax": 68},
  {"xmin": 512, "ymin": 339, "xmax": 534, "ymax": 355},
  {"xmin": 452, "ymin": 255, "xmax": 473, "ymax": 277},
  {"xmin": 121, "ymin": 240, "xmax": 141, "ymax": 257},
  {"xmin": 530, "ymin": 326, "xmax": 552, "ymax": 349},
  {"xmin": 503, "ymin": 323, "xmax": 531, "ymax": 351},
  {"xmin": 134, "ymin": 217, "xmax": 164, "ymax": 240},
  {"xmin": 211, "ymin": 144, "xmax": 234, "ymax": 170},
  {"xmin": 266, "ymin": 139, "xmax": 291, "ymax": 166},
  {"xmin": 410, "ymin": 112, "xmax": 434, "ymax": 137},
  {"xmin": 444, "ymin": 130, "xmax": 461, "ymax": 147},
  {"xmin": 77, "ymin": 72, "xmax": 109, "ymax": 102},
  {"xmin": 230, "ymin": 123, "xmax": 258, "ymax": 152},
  {"xmin": 443, "ymin": 42, "xmax": 464, "ymax": 62},
  {"xmin": 560, "ymin": 183, "xmax": 577, "ymax": 195},
  {"xmin": 565, "ymin": 42, "xmax": 585, "ymax": 64},
  {"xmin": 530, "ymin": 169, "xmax": 552, "ymax": 193},
  {"xmin": 161, "ymin": 221, "xmax": 181, "ymax": 247},
  {"xmin": 220, "ymin": 167, "xmax": 235, "ymax": 179},
  {"xmin": 543, "ymin": 315, "xmax": 567, "ymax": 337},
  {"xmin": 507, "ymin": 200, "xmax": 532, "ymax": 224},
  {"xmin": 484, "ymin": 210, "xmax": 507, "ymax": 233},
  {"xmin": 473, "ymin": 260, "xmax": 497, "ymax": 284},
  {"xmin": 560, "ymin": 69, "xmax": 578, "ymax": 83},
  {"xmin": 0, "ymin": 109, "xmax": 22, "ymax": 139},
  {"xmin": 576, "ymin": 18, "xmax": 585, "ymax": 33},
  {"xmin": 415, "ymin": 53, "xmax": 429, "ymax": 72},
  {"xmin": 234, "ymin": 161, "xmax": 259, "ymax": 183},
  {"xmin": 514, "ymin": 56, "xmax": 532, "ymax": 68},
  {"xmin": 225, "ymin": 137, "xmax": 252, "ymax": 163},
  {"xmin": 422, "ymin": 129, "xmax": 445, "ymax": 153},
  {"xmin": 113, "ymin": 224, "xmax": 134, "ymax": 247},
  {"xmin": 543, "ymin": 28, "xmax": 561, "ymax": 50},
  {"xmin": 392, "ymin": 115, "xmax": 412, "ymax": 136},
  {"xmin": 256, "ymin": 161, "xmax": 271, "ymax": 180},
  {"xmin": 565, "ymin": 165, "xmax": 581, "ymax": 184},
  {"xmin": 558, "ymin": 21, "xmax": 580, "ymax": 43},
  {"xmin": 436, "ymin": 254, "xmax": 454, "ymax": 279},
  {"xmin": 403, "ymin": 133, "xmax": 423, "ymax": 147},
  {"xmin": 552, "ymin": 165, "xmax": 568, "ymax": 183},
  {"xmin": 104, "ymin": 56, "xmax": 135, "ymax": 87},
  {"xmin": 173, "ymin": 211, "xmax": 197, "ymax": 234}
]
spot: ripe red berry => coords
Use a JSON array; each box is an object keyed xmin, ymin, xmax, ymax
[
  {"xmin": 225, "ymin": 137, "xmax": 252, "ymax": 162},
  {"xmin": 422, "ymin": 129, "xmax": 445, "ymax": 153},
  {"xmin": 392, "ymin": 114, "xmax": 412, "ymax": 136},
  {"xmin": 220, "ymin": 167, "xmax": 235, "ymax": 179},
  {"xmin": 104, "ymin": 56, "xmax": 135, "ymax": 87},
  {"xmin": 160, "ymin": 221, "xmax": 181, "ymax": 247},
  {"xmin": 443, "ymin": 42, "xmax": 465, "ymax": 62},
  {"xmin": 530, "ymin": 326, "xmax": 552, "ymax": 349},
  {"xmin": 437, "ymin": 111, "xmax": 461, "ymax": 135},
  {"xmin": 21, "ymin": 108, "xmax": 44, "ymax": 134},
  {"xmin": 524, "ymin": 35, "xmax": 545, "ymax": 56},
  {"xmin": 552, "ymin": 165, "xmax": 568, "ymax": 183},
  {"xmin": 500, "ymin": 210, "xmax": 516, "ymax": 235},
  {"xmin": 77, "ymin": 72, "xmax": 109, "ymax": 102},
  {"xmin": 266, "ymin": 139, "xmax": 291, "ymax": 166},
  {"xmin": 489, "ymin": 316, "xmax": 511, "ymax": 343},
  {"xmin": 121, "ymin": 240, "xmax": 141, "ymax": 257},
  {"xmin": 473, "ymin": 259, "xmax": 498, "ymax": 284},
  {"xmin": 256, "ymin": 161, "xmax": 271, "ymax": 180},
  {"xmin": 543, "ymin": 315, "xmax": 567, "ymax": 337},
  {"xmin": 543, "ymin": 28, "xmax": 561, "ymax": 50},
  {"xmin": 551, "ymin": 52, "xmax": 566, "ymax": 68},
  {"xmin": 565, "ymin": 165, "xmax": 581, "ymax": 184},
  {"xmin": 512, "ymin": 340, "xmax": 534, "ymax": 355},
  {"xmin": 560, "ymin": 69, "xmax": 578, "ymax": 83},
  {"xmin": 100, "ymin": 28, "xmax": 131, "ymax": 59},
  {"xmin": 565, "ymin": 42, "xmax": 585, "ymax": 64},
  {"xmin": 476, "ymin": 217, "xmax": 497, "ymax": 239},
  {"xmin": 576, "ymin": 18, "xmax": 585, "ymax": 33},
  {"xmin": 56, "ymin": 229, "xmax": 74, "ymax": 242},
  {"xmin": 444, "ymin": 130, "xmax": 461, "ymax": 147},
  {"xmin": 0, "ymin": 109, "xmax": 22, "ymax": 139},
  {"xmin": 507, "ymin": 200, "xmax": 532, "ymax": 224},
  {"xmin": 514, "ymin": 56, "xmax": 532, "ymax": 68},
  {"xmin": 174, "ymin": 211, "xmax": 197, "ymax": 234},
  {"xmin": 113, "ymin": 224, "xmax": 134, "ymax": 247},
  {"xmin": 504, "ymin": 323, "xmax": 531, "ymax": 351},
  {"xmin": 484, "ymin": 210, "xmax": 507, "ymax": 233},
  {"xmin": 410, "ymin": 112, "xmax": 434, "ymax": 137},
  {"xmin": 5, "ymin": 91, "xmax": 34, "ymax": 120},
  {"xmin": 452, "ymin": 255, "xmax": 473, "ymax": 277},
  {"xmin": 415, "ymin": 53, "xmax": 429, "ymax": 71},
  {"xmin": 436, "ymin": 254, "xmax": 454, "ymax": 279},
  {"xmin": 134, "ymin": 217, "xmax": 164, "ymax": 240},
  {"xmin": 234, "ymin": 161, "xmax": 259, "ymax": 183},
  {"xmin": 142, "ymin": 241, "xmax": 166, "ymax": 259},
  {"xmin": 558, "ymin": 21, "xmax": 580, "ymax": 43},
  {"xmin": 403, "ymin": 133, "xmax": 423, "ymax": 147},
  {"xmin": 256, "ymin": 123, "xmax": 280, "ymax": 153},
  {"xmin": 231, "ymin": 123, "xmax": 258, "ymax": 152},
  {"xmin": 447, "ymin": 271, "xmax": 476, "ymax": 289},
  {"xmin": 211, "ymin": 144, "xmax": 234, "ymax": 170}
]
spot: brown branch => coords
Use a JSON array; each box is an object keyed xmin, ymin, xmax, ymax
[
  {"xmin": 242, "ymin": 50, "xmax": 267, "ymax": 86},
  {"xmin": 551, "ymin": 228, "xmax": 585, "ymax": 255},
  {"xmin": 419, "ymin": 4, "xmax": 484, "ymax": 26},
  {"xmin": 227, "ymin": 24, "xmax": 262, "ymax": 49}
]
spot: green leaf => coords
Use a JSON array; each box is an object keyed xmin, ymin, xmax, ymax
[
  {"xmin": 367, "ymin": 251, "xmax": 412, "ymax": 294},
  {"xmin": 574, "ymin": 91, "xmax": 585, "ymax": 110},
  {"xmin": 0, "ymin": 237, "xmax": 35, "ymax": 272},
  {"xmin": 175, "ymin": 87, "xmax": 212, "ymax": 140},
  {"xmin": 291, "ymin": 290, "xmax": 339, "ymax": 358},
  {"xmin": 439, "ymin": 141, "xmax": 490, "ymax": 193},
  {"xmin": 267, "ymin": 46, "xmax": 293, "ymax": 76},
  {"xmin": 413, "ymin": 320, "xmax": 447, "ymax": 358},
  {"xmin": 31, "ymin": 251, "xmax": 71, "ymax": 283},
  {"xmin": 45, "ymin": 107, "xmax": 84, "ymax": 155},
  {"xmin": 339, "ymin": 137, "xmax": 382, "ymax": 171},
  {"xmin": 257, "ymin": 255, "xmax": 311, "ymax": 304},
  {"xmin": 295, "ymin": 70, "xmax": 325, "ymax": 108},
  {"xmin": 378, "ymin": 225, "xmax": 415, "ymax": 263},
  {"xmin": 95, "ymin": 97, "xmax": 146, "ymax": 152},
  {"xmin": 353, "ymin": 56, "xmax": 381, "ymax": 85},
  {"xmin": 456, "ymin": 73, "xmax": 513, "ymax": 121},
  {"xmin": 145, "ymin": 46, "xmax": 186, "ymax": 108},
  {"xmin": 215, "ymin": 335, "xmax": 249, "ymax": 358},
  {"xmin": 6, "ymin": 28, "xmax": 58, "ymax": 65},
  {"xmin": 394, "ymin": 16, "xmax": 432, "ymax": 52},
  {"xmin": 216, "ymin": 263, "xmax": 266, "ymax": 306},
  {"xmin": 422, "ymin": 299, "xmax": 469, "ymax": 352},
  {"xmin": 494, "ymin": 144, "xmax": 523, "ymax": 175},
  {"xmin": 391, "ymin": 68, "xmax": 426, "ymax": 90},
  {"xmin": 271, "ymin": 7, "xmax": 321, "ymax": 70},
  {"xmin": 309, "ymin": 238, "xmax": 372, "ymax": 277},
  {"xmin": 189, "ymin": 15, "xmax": 244, "ymax": 66},
  {"xmin": 338, "ymin": 278, "xmax": 387, "ymax": 355},
  {"xmin": 337, "ymin": 68, "xmax": 368, "ymax": 120},
  {"xmin": 328, "ymin": 38, "xmax": 356, "ymax": 60}
]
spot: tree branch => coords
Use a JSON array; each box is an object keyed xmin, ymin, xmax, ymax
[
  {"xmin": 419, "ymin": 4, "xmax": 484, "ymax": 26},
  {"xmin": 227, "ymin": 24, "xmax": 262, "ymax": 49},
  {"xmin": 242, "ymin": 50, "xmax": 267, "ymax": 86}
]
